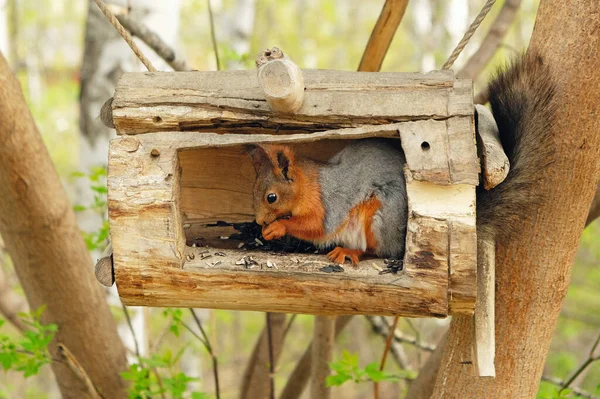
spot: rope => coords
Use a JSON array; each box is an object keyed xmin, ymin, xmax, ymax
[
  {"xmin": 92, "ymin": 0, "xmax": 157, "ymax": 72},
  {"xmin": 442, "ymin": 0, "xmax": 497, "ymax": 70}
]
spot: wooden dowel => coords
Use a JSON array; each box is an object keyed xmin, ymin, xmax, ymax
[
  {"xmin": 256, "ymin": 47, "xmax": 305, "ymax": 113},
  {"xmin": 95, "ymin": 242, "xmax": 114, "ymax": 287}
]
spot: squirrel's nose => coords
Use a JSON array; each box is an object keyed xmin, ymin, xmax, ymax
[{"xmin": 255, "ymin": 213, "xmax": 266, "ymax": 226}]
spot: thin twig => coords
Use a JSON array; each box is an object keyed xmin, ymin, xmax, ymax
[
  {"xmin": 91, "ymin": 0, "xmax": 157, "ymax": 71},
  {"xmin": 560, "ymin": 331, "xmax": 600, "ymax": 392},
  {"xmin": 206, "ymin": 0, "xmax": 221, "ymax": 71},
  {"xmin": 374, "ymin": 316, "xmax": 401, "ymax": 399},
  {"xmin": 266, "ymin": 313, "xmax": 276, "ymax": 399},
  {"xmin": 189, "ymin": 309, "xmax": 220, "ymax": 399},
  {"xmin": 543, "ymin": 375, "xmax": 599, "ymax": 399},
  {"xmin": 57, "ymin": 343, "xmax": 104, "ymax": 399},
  {"xmin": 0, "ymin": 261, "xmax": 28, "ymax": 332},
  {"xmin": 152, "ymin": 367, "xmax": 167, "ymax": 399},
  {"xmin": 282, "ymin": 313, "xmax": 297, "ymax": 339},
  {"xmin": 279, "ymin": 316, "xmax": 353, "ymax": 399},
  {"xmin": 121, "ymin": 302, "xmax": 143, "ymax": 365},
  {"xmin": 116, "ymin": 14, "xmax": 192, "ymax": 71}
]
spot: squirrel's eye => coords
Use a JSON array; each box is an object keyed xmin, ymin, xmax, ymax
[{"xmin": 267, "ymin": 193, "xmax": 277, "ymax": 204}]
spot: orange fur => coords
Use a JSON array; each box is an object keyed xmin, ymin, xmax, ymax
[
  {"xmin": 277, "ymin": 163, "xmax": 326, "ymax": 241},
  {"xmin": 258, "ymin": 145, "xmax": 327, "ymax": 241},
  {"xmin": 325, "ymin": 195, "xmax": 381, "ymax": 265},
  {"xmin": 253, "ymin": 144, "xmax": 381, "ymax": 266},
  {"xmin": 327, "ymin": 247, "xmax": 364, "ymax": 265}
]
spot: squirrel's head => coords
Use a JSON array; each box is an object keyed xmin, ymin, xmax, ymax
[{"xmin": 246, "ymin": 144, "xmax": 300, "ymax": 226}]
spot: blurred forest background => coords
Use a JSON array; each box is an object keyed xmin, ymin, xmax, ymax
[{"xmin": 0, "ymin": 0, "xmax": 598, "ymax": 398}]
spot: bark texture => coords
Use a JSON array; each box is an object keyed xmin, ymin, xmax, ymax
[
  {"xmin": 239, "ymin": 313, "xmax": 286, "ymax": 399},
  {"xmin": 426, "ymin": 1, "xmax": 600, "ymax": 398},
  {"xmin": 0, "ymin": 53, "xmax": 128, "ymax": 398}
]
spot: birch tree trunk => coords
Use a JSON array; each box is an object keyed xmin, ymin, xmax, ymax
[
  {"xmin": 413, "ymin": 1, "xmax": 600, "ymax": 398},
  {"xmin": 0, "ymin": 51, "xmax": 129, "ymax": 399}
]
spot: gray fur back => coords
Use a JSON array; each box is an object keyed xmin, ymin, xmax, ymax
[{"xmin": 318, "ymin": 139, "xmax": 408, "ymax": 258}]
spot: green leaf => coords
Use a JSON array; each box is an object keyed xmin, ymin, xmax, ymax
[
  {"xmin": 73, "ymin": 204, "xmax": 87, "ymax": 212},
  {"xmin": 91, "ymin": 185, "xmax": 108, "ymax": 194},
  {"xmin": 326, "ymin": 373, "xmax": 352, "ymax": 387},
  {"xmin": 70, "ymin": 171, "xmax": 86, "ymax": 179}
]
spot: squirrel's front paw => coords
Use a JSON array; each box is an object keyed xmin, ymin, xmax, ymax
[{"xmin": 262, "ymin": 221, "xmax": 286, "ymax": 241}]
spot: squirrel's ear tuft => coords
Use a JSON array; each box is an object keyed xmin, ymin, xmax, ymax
[
  {"xmin": 276, "ymin": 148, "xmax": 296, "ymax": 181},
  {"xmin": 245, "ymin": 145, "xmax": 271, "ymax": 173},
  {"xmin": 276, "ymin": 151, "xmax": 291, "ymax": 180}
]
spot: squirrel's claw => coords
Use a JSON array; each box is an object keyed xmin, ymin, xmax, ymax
[
  {"xmin": 262, "ymin": 221, "xmax": 286, "ymax": 241},
  {"xmin": 327, "ymin": 247, "xmax": 364, "ymax": 266}
]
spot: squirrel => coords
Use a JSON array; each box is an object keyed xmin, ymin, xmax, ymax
[{"xmin": 247, "ymin": 52, "xmax": 556, "ymax": 265}]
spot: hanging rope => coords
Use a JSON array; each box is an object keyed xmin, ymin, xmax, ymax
[
  {"xmin": 442, "ymin": 0, "xmax": 497, "ymax": 70},
  {"xmin": 92, "ymin": 0, "xmax": 157, "ymax": 72}
]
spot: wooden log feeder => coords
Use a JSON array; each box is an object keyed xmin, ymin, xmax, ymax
[{"xmin": 103, "ymin": 48, "xmax": 501, "ymax": 324}]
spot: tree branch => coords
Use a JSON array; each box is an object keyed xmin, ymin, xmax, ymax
[
  {"xmin": 57, "ymin": 343, "xmax": 104, "ymax": 399},
  {"xmin": 358, "ymin": 0, "xmax": 409, "ymax": 71},
  {"xmin": 457, "ymin": 0, "xmax": 522, "ymax": 80},
  {"xmin": 239, "ymin": 313, "xmax": 286, "ymax": 399},
  {"xmin": 189, "ymin": 309, "xmax": 220, "ymax": 399},
  {"xmin": 121, "ymin": 303, "xmax": 143, "ymax": 364},
  {"xmin": 115, "ymin": 14, "xmax": 192, "ymax": 72},
  {"xmin": 279, "ymin": 316, "xmax": 353, "ymax": 399},
  {"xmin": 542, "ymin": 375, "xmax": 599, "ymax": 399},
  {"xmin": 560, "ymin": 331, "xmax": 600, "ymax": 392},
  {"xmin": 586, "ymin": 180, "xmax": 600, "ymax": 226},
  {"xmin": 374, "ymin": 316, "xmax": 401, "ymax": 399},
  {"xmin": 0, "ymin": 52, "xmax": 128, "ymax": 398},
  {"xmin": 0, "ymin": 259, "xmax": 28, "ymax": 332}
]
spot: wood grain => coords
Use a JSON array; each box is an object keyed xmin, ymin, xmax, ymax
[
  {"xmin": 108, "ymin": 71, "xmax": 479, "ymax": 317},
  {"xmin": 111, "ymin": 69, "xmax": 472, "ymax": 135},
  {"xmin": 358, "ymin": 0, "xmax": 409, "ymax": 72}
]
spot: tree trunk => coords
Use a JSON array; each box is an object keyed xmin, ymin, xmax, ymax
[
  {"xmin": 0, "ymin": 52, "xmax": 128, "ymax": 398},
  {"xmin": 239, "ymin": 313, "xmax": 287, "ymax": 399},
  {"xmin": 419, "ymin": 1, "xmax": 600, "ymax": 398}
]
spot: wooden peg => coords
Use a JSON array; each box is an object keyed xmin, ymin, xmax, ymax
[
  {"xmin": 95, "ymin": 242, "xmax": 115, "ymax": 287},
  {"xmin": 256, "ymin": 47, "xmax": 305, "ymax": 113},
  {"xmin": 475, "ymin": 104, "xmax": 509, "ymax": 190},
  {"xmin": 473, "ymin": 237, "xmax": 495, "ymax": 377}
]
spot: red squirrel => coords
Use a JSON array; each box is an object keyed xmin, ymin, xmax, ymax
[{"xmin": 247, "ymin": 53, "xmax": 556, "ymax": 265}]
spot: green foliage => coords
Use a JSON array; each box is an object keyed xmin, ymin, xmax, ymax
[
  {"xmin": 71, "ymin": 167, "xmax": 109, "ymax": 251},
  {"xmin": 0, "ymin": 306, "xmax": 57, "ymax": 378},
  {"xmin": 537, "ymin": 382, "xmax": 574, "ymax": 399},
  {"xmin": 121, "ymin": 347, "xmax": 208, "ymax": 399},
  {"xmin": 163, "ymin": 308, "xmax": 185, "ymax": 337},
  {"xmin": 219, "ymin": 45, "xmax": 254, "ymax": 69},
  {"xmin": 326, "ymin": 350, "xmax": 412, "ymax": 387}
]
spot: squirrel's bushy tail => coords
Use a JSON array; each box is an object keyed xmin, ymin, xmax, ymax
[{"xmin": 477, "ymin": 52, "xmax": 557, "ymax": 244}]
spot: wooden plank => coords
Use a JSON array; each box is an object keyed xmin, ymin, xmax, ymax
[
  {"xmin": 475, "ymin": 104, "xmax": 509, "ymax": 190},
  {"xmin": 405, "ymin": 180, "xmax": 477, "ymax": 314},
  {"xmin": 116, "ymin": 246, "xmax": 448, "ymax": 317},
  {"xmin": 473, "ymin": 238, "xmax": 496, "ymax": 377},
  {"xmin": 111, "ymin": 70, "xmax": 473, "ymax": 135},
  {"xmin": 109, "ymin": 120, "xmax": 477, "ymax": 315}
]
